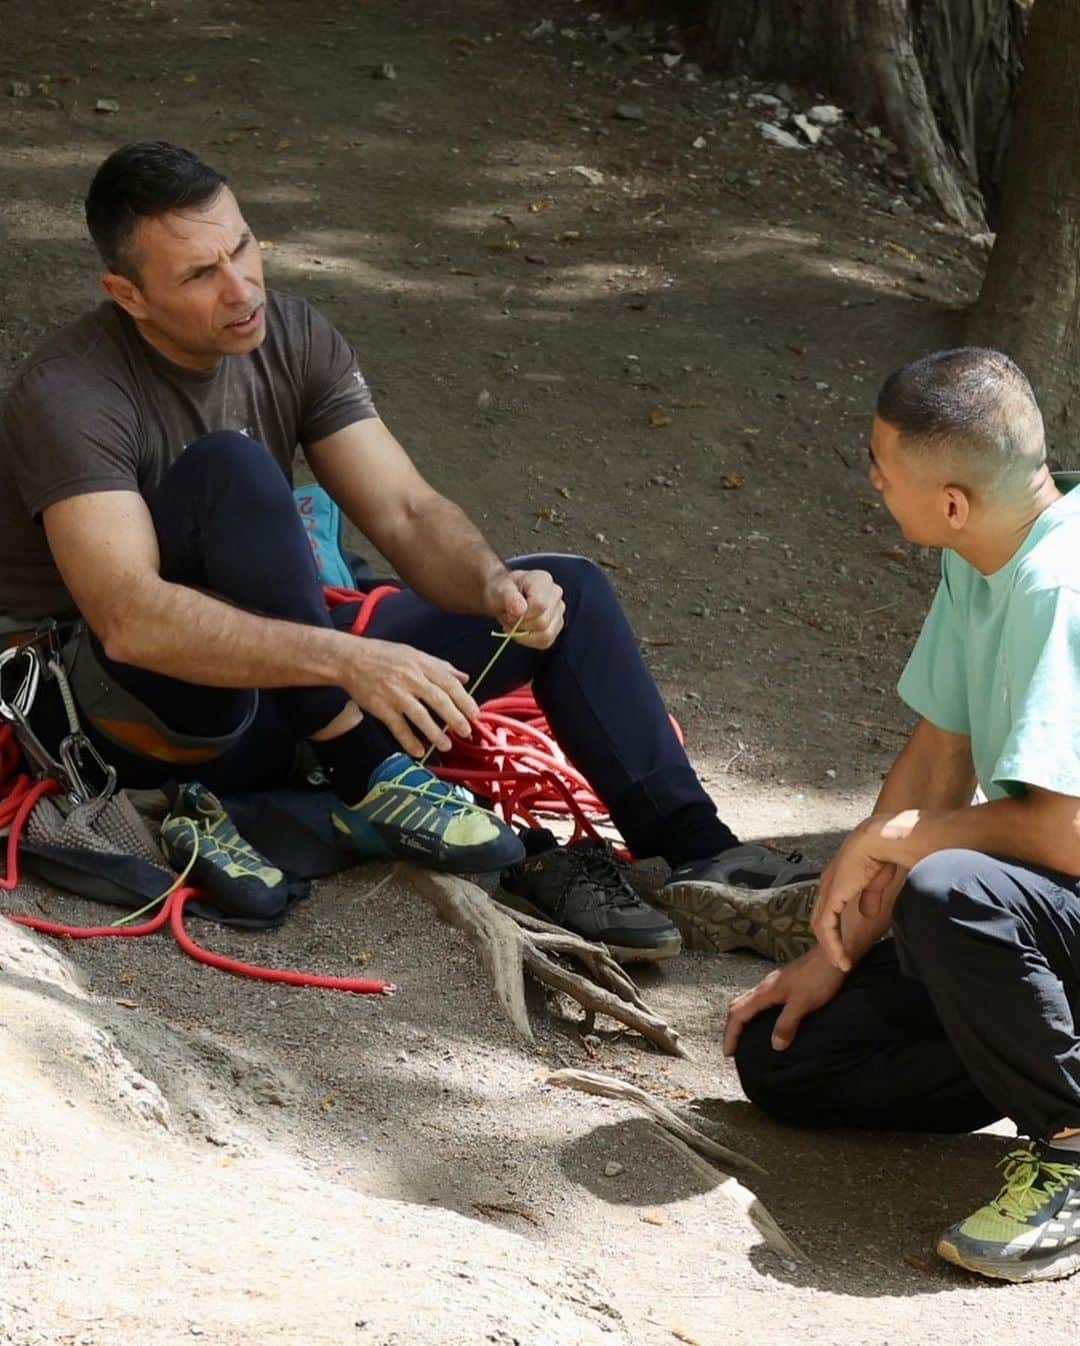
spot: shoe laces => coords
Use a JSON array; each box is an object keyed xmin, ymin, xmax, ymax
[
  {"xmin": 171, "ymin": 805, "xmax": 264, "ymax": 874},
  {"xmin": 386, "ymin": 763, "xmax": 483, "ymax": 820},
  {"xmin": 567, "ymin": 843, "xmax": 639, "ymax": 910},
  {"xmin": 990, "ymin": 1144, "xmax": 1077, "ymax": 1222}
]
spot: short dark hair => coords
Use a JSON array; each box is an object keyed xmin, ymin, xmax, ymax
[
  {"xmin": 85, "ymin": 141, "xmax": 226, "ymax": 280},
  {"xmin": 876, "ymin": 348, "xmax": 1045, "ymax": 497}
]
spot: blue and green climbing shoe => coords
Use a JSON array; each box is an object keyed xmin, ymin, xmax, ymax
[
  {"xmin": 937, "ymin": 1140, "xmax": 1080, "ymax": 1282},
  {"xmin": 162, "ymin": 782, "xmax": 288, "ymax": 918},
  {"xmin": 332, "ymin": 753, "xmax": 524, "ymax": 874}
]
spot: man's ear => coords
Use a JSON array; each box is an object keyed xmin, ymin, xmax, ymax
[
  {"xmin": 101, "ymin": 270, "xmax": 149, "ymax": 322},
  {"xmin": 942, "ymin": 484, "xmax": 971, "ymax": 532}
]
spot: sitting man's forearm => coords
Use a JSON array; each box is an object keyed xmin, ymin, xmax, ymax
[
  {"xmin": 870, "ymin": 790, "xmax": 1080, "ymax": 879},
  {"xmin": 104, "ymin": 573, "xmax": 353, "ymax": 690},
  {"xmin": 377, "ymin": 492, "xmax": 510, "ymax": 615}
]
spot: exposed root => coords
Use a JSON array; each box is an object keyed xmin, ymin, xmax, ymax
[{"xmin": 402, "ymin": 866, "xmax": 686, "ymax": 1057}]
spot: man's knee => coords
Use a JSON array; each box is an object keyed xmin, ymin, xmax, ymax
[
  {"xmin": 892, "ymin": 848, "xmax": 1004, "ymax": 958},
  {"xmin": 168, "ymin": 431, "xmax": 293, "ymax": 511},
  {"xmin": 733, "ymin": 1010, "xmax": 810, "ymax": 1123},
  {"xmin": 512, "ymin": 554, "xmax": 616, "ymax": 615}
]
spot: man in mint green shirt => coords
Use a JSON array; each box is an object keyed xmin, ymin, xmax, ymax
[{"xmin": 725, "ymin": 348, "xmax": 1080, "ymax": 1284}]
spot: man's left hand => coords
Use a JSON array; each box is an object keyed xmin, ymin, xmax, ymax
[
  {"xmin": 812, "ymin": 812, "xmax": 918, "ymax": 970},
  {"xmin": 487, "ymin": 569, "xmax": 565, "ymax": 650}
]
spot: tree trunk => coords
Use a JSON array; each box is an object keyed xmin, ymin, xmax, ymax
[
  {"xmin": 968, "ymin": 1, "xmax": 1080, "ymax": 456},
  {"xmin": 618, "ymin": 0, "xmax": 1028, "ymax": 228}
]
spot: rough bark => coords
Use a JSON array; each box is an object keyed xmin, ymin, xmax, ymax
[
  {"xmin": 617, "ymin": 0, "xmax": 1029, "ymax": 228},
  {"xmin": 968, "ymin": 1, "xmax": 1080, "ymax": 455}
]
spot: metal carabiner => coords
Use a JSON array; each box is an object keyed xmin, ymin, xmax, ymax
[
  {"xmin": 0, "ymin": 645, "xmax": 73, "ymax": 789},
  {"xmin": 58, "ymin": 732, "xmax": 117, "ymax": 805}
]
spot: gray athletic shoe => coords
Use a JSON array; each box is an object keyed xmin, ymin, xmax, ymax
[{"xmin": 655, "ymin": 844, "xmax": 820, "ymax": 962}]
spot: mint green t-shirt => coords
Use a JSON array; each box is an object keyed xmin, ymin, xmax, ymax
[{"xmin": 898, "ymin": 486, "xmax": 1080, "ymax": 801}]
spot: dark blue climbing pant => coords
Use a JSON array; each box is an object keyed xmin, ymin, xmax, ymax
[
  {"xmin": 735, "ymin": 849, "xmax": 1080, "ymax": 1140},
  {"xmin": 35, "ymin": 432, "xmax": 734, "ymax": 865}
]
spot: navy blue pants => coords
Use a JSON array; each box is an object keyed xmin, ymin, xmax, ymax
[
  {"xmin": 47, "ymin": 433, "xmax": 734, "ymax": 865},
  {"xmin": 735, "ymin": 849, "xmax": 1080, "ymax": 1140}
]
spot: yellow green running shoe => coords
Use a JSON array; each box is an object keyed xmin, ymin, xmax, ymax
[
  {"xmin": 937, "ymin": 1140, "xmax": 1080, "ymax": 1282},
  {"xmin": 332, "ymin": 752, "xmax": 524, "ymax": 874},
  {"xmin": 161, "ymin": 782, "xmax": 288, "ymax": 919}
]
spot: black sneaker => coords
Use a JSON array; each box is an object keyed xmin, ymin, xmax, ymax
[
  {"xmin": 655, "ymin": 844, "xmax": 820, "ymax": 963},
  {"xmin": 500, "ymin": 829, "xmax": 682, "ymax": 964}
]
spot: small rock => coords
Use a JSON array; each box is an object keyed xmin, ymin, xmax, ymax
[
  {"xmin": 614, "ymin": 103, "xmax": 645, "ymax": 122},
  {"xmin": 523, "ymin": 18, "xmax": 555, "ymax": 41},
  {"xmin": 825, "ymin": 768, "xmax": 837, "ymax": 780},
  {"xmin": 747, "ymin": 92, "xmax": 783, "ymax": 110},
  {"xmin": 661, "ymin": 52, "xmax": 682, "ymax": 69},
  {"xmin": 757, "ymin": 123, "xmax": 802, "ymax": 150},
  {"xmin": 792, "ymin": 114, "xmax": 822, "ymax": 146},
  {"xmin": 94, "ymin": 98, "xmax": 120, "ymax": 114},
  {"xmin": 969, "ymin": 231, "xmax": 996, "ymax": 252},
  {"xmin": 808, "ymin": 104, "xmax": 844, "ymax": 126},
  {"xmin": 692, "ymin": 135, "xmax": 707, "ymax": 150},
  {"xmin": 8, "ymin": 80, "xmax": 30, "ymax": 99},
  {"xmin": 570, "ymin": 165, "xmax": 604, "ymax": 186},
  {"xmin": 477, "ymin": 389, "xmax": 492, "ymax": 409},
  {"xmin": 773, "ymin": 83, "xmax": 796, "ymax": 105},
  {"xmin": 604, "ymin": 1161, "xmax": 625, "ymax": 1177},
  {"xmin": 682, "ymin": 63, "xmax": 702, "ymax": 82},
  {"xmin": 372, "ymin": 63, "xmax": 397, "ymax": 80}
]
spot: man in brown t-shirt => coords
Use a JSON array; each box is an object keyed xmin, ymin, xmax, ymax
[{"xmin": 0, "ymin": 141, "xmax": 812, "ymax": 960}]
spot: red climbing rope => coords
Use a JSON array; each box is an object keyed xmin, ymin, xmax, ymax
[
  {"xmin": 332, "ymin": 585, "xmax": 683, "ymax": 854},
  {"xmin": 0, "ymin": 721, "xmax": 395, "ymax": 995}
]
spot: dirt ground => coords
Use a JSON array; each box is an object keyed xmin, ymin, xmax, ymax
[{"xmin": 1, "ymin": 2, "xmax": 1069, "ymax": 1343}]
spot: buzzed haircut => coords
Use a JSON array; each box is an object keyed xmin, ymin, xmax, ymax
[
  {"xmin": 876, "ymin": 348, "xmax": 1046, "ymax": 498},
  {"xmin": 85, "ymin": 141, "xmax": 226, "ymax": 281}
]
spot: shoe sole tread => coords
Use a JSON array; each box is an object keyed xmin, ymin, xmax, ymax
[{"xmin": 653, "ymin": 878, "xmax": 817, "ymax": 963}]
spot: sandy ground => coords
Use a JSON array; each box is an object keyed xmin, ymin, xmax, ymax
[{"xmin": 1, "ymin": 2, "xmax": 1070, "ymax": 1343}]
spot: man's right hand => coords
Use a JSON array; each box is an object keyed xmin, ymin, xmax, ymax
[
  {"xmin": 723, "ymin": 945, "xmax": 847, "ymax": 1057},
  {"xmin": 341, "ymin": 637, "xmax": 479, "ymax": 758}
]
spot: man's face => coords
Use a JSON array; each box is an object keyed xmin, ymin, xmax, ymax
[
  {"xmin": 111, "ymin": 186, "xmax": 266, "ymax": 369},
  {"xmin": 868, "ymin": 416, "xmax": 948, "ymax": 546}
]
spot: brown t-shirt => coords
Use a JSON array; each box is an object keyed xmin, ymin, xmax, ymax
[{"xmin": 0, "ymin": 289, "xmax": 377, "ymax": 629}]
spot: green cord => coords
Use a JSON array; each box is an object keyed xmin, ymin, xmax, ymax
[
  {"xmin": 419, "ymin": 615, "xmax": 526, "ymax": 767},
  {"xmin": 110, "ymin": 816, "xmax": 200, "ymax": 927}
]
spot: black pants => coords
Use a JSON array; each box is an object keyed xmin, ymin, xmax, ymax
[
  {"xmin": 38, "ymin": 432, "xmax": 736, "ymax": 865},
  {"xmin": 735, "ymin": 849, "xmax": 1080, "ymax": 1140}
]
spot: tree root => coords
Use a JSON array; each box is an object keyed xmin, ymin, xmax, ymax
[
  {"xmin": 401, "ymin": 866, "xmax": 687, "ymax": 1058},
  {"xmin": 547, "ymin": 1068, "xmax": 805, "ymax": 1263}
]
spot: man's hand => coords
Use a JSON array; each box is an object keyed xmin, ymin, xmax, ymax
[
  {"xmin": 340, "ymin": 639, "xmax": 479, "ymax": 758},
  {"xmin": 486, "ymin": 569, "xmax": 565, "ymax": 650},
  {"xmin": 812, "ymin": 814, "xmax": 915, "ymax": 970},
  {"xmin": 723, "ymin": 946, "xmax": 847, "ymax": 1056}
]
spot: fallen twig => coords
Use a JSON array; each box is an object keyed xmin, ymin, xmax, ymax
[{"xmin": 545, "ymin": 1069, "xmax": 763, "ymax": 1175}]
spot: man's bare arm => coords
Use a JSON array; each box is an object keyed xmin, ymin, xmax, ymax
[
  {"xmin": 44, "ymin": 490, "xmax": 479, "ymax": 754},
  {"xmin": 873, "ymin": 716, "xmax": 977, "ymax": 816},
  {"xmin": 815, "ymin": 779, "xmax": 1080, "ymax": 970},
  {"xmin": 307, "ymin": 419, "xmax": 567, "ymax": 650},
  {"xmin": 306, "ymin": 418, "xmax": 512, "ymax": 615}
]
